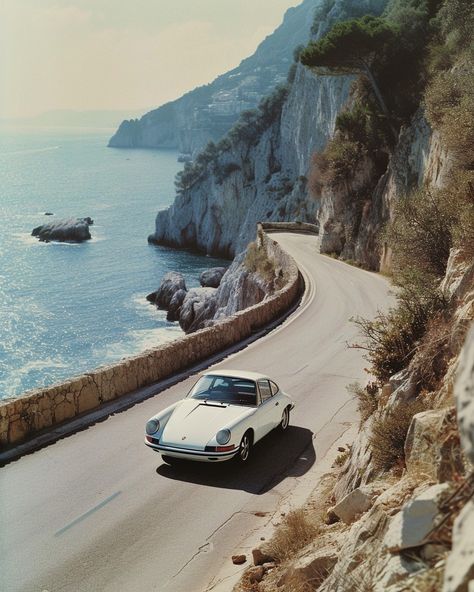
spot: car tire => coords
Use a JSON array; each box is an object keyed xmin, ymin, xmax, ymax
[
  {"xmin": 236, "ymin": 431, "xmax": 252, "ymax": 463},
  {"xmin": 279, "ymin": 407, "xmax": 290, "ymax": 432}
]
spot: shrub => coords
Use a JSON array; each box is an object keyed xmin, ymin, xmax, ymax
[
  {"xmin": 348, "ymin": 382, "xmax": 378, "ymax": 425},
  {"xmin": 353, "ymin": 269, "xmax": 447, "ymax": 382},
  {"xmin": 409, "ymin": 313, "xmax": 453, "ymax": 392},
  {"xmin": 386, "ymin": 187, "xmax": 456, "ymax": 277},
  {"xmin": 244, "ymin": 242, "xmax": 276, "ymax": 283},
  {"xmin": 369, "ymin": 397, "xmax": 428, "ymax": 471},
  {"xmin": 424, "ymin": 69, "xmax": 474, "ymax": 168},
  {"xmin": 264, "ymin": 510, "xmax": 318, "ymax": 563}
]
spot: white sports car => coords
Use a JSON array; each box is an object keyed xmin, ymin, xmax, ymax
[{"xmin": 144, "ymin": 370, "xmax": 294, "ymax": 464}]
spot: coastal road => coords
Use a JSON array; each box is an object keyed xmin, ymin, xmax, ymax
[{"xmin": 0, "ymin": 233, "xmax": 391, "ymax": 592}]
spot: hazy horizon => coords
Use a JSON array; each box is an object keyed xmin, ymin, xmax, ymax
[{"xmin": 1, "ymin": 0, "xmax": 301, "ymax": 120}]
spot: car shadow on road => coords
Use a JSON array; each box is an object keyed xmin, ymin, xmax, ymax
[{"xmin": 155, "ymin": 426, "xmax": 315, "ymax": 495}]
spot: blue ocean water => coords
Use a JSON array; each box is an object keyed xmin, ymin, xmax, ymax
[{"xmin": 0, "ymin": 127, "xmax": 227, "ymax": 399}]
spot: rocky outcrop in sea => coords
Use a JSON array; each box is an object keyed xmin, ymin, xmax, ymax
[{"xmin": 31, "ymin": 217, "xmax": 94, "ymax": 243}]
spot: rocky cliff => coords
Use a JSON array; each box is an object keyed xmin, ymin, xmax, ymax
[
  {"xmin": 148, "ymin": 0, "xmax": 389, "ymax": 258},
  {"xmin": 108, "ymin": 0, "xmax": 318, "ymax": 155}
]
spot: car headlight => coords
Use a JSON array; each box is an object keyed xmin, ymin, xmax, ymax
[
  {"xmin": 216, "ymin": 429, "xmax": 231, "ymax": 445},
  {"xmin": 146, "ymin": 419, "xmax": 160, "ymax": 435}
]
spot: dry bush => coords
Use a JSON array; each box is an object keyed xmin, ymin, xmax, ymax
[
  {"xmin": 264, "ymin": 510, "xmax": 318, "ymax": 563},
  {"xmin": 348, "ymin": 382, "xmax": 378, "ymax": 426},
  {"xmin": 244, "ymin": 242, "xmax": 276, "ymax": 283},
  {"xmin": 409, "ymin": 313, "xmax": 453, "ymax": 392},
  {"xmin": 369, "ymin": 397, "xmax": 429, "ymax": 472}
]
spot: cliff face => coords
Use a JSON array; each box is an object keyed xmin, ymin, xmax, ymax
[
  {"xmin": 149, "ymin": 64, "xmax": 353, "ymax": 257},
  {"xmin": 317, "ymin": 109, "xmax": 452, "ymax": 270},
  {"xmin": 148, "ymin": 0, "xmax": 389, "ymax": 258},
  {"xmin": 108, "ymin": 0, "xmax": 317, "ymax": 155}
]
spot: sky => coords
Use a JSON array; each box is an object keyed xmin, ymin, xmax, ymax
[{"xmin": 1, "ymin": 0, "xmax": 301, "ymax": 119}]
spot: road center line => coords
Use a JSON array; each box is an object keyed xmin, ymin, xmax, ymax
[{"xmin": 54, "ymin": 491, "xmax": 122, "ymax": 537}]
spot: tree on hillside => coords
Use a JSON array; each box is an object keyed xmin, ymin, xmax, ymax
[{"xmin": 300, "ymin": 15, "xmax": 398, "ymax": 126}]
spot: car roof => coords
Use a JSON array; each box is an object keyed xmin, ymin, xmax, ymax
[{"xmin": 203, "ymin": 369, "xmax": 271, "ymax": 382}]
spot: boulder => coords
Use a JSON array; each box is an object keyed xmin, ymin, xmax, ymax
[
  {"xmin": 246, "ymin": 566, "xmax": 265, "ymax": 584},
  {"xmin": 278, "ymin": 545, "xmax": 338, "ymax": 588},
  {"xmin": 383, "ymin": 483, "xmax": 450, "ymax": 551},
  {"xmin": 166, "ymin": 289, "xmax": 187, "ymax": 322},
  {"xmin": 148, "ymin": 272, "xmax": 187, "ymax": 310},
  {"xmin": 231, "ymin": 554, "xmax": 246, "ymax": 565},
  {"xmin": 331, "ymin": 486, "xmax": 374, "ymax": 524},
  {"xmin": 252, "ymin": 548, "xmax": 274, "ymax": 566},
  {"xmin": 455, "ymin": 324, "xmax": 474, "ymax": 464},
  {"xmin": 200, "ymin": 267, "xmax": 227, "ymax": 288},
  {"xmin": 32, "ymin": 217, "xmax": 93, "ymax": 242},
  {"xmin": 405, "ymin": 408, "xmax": 464, "ymax": 482},
  {"xmin": 179, "ymin": 288, "xmax": 217, "ymax": 333},
  {"xmin": 443, "ymin": 500, "xmax": 474, "ymax": 592}
]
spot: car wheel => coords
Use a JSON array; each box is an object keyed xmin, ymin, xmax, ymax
[
  {"xmin": 279, "ymin": 407, "xmax": 290, "ymax": 431},
  {"xmin": 237, "ymin": 432, "xmax": 252, "ymax": 463}
]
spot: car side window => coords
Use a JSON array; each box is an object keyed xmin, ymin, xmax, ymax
[
  {"xmin": 258, "ymin": 380, "xmax": 273, "ymax": 403},
  {"xmin": 270, "ymin": 381, "xmax": 279, "ymax": 396}
]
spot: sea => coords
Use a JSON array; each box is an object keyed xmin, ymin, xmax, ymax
[{"xmin": 0, "ymin": 127, "xmax": 227, "ymax": 400}]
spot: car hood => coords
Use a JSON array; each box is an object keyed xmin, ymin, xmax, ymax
[{"xmin": 161, "ymin": 399, "xmax": 255, "ymax": 449}]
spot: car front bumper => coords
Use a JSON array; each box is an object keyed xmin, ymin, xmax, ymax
[{"xmin": 144, "ymin": 437, "xmax": 238, "ymax": 462}]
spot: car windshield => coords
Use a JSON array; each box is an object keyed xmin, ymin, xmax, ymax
[{"xmin": 188, "ymin": 375, "xmax": 257, "ymax": 406}]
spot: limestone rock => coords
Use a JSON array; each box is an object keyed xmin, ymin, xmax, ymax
[
  {"xmin": 331, "ymin": 486, "xmax": 374, "ymax": 524},
  {"xmin": 405, "ymin": 408, "xmax": 464, "ymax": 482},
  {"xmin": 333, "ymin": 423, "xmax": 376, "ymax": 501},
  {"xmin": 443, "ymin": 499, "xmax": 474, "ymax": 592},
  {"xmin": 179, "ymin": 288, "xmax": 217, "ymax": 333},
  {"xmin": 149, "ymin": 272, "xmax": 187, "ymax": 310},
  {"xmin": 32, "ymin": 217, "xmax": 93, "ymax": 242},
  {"xmin": 200, "ymin": 267, "xmax": 227, "ymax": 288},
  {"xmin": 166, "ymin": 289, "xmax": 186, "ymax": 322},
  {"xmin": 278, "ymin": 545, "xmax": 338, "ymax": 589},
  {"xmin": 455, "ymin": 324, "xmax": 474, "ymax": 464},
  {"xmin": 383, "ymin": 483, "xmax": 450, "ymax": 551}
]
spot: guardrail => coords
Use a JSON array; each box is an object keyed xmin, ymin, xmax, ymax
[{"xmin": 0, "ymin": 226, "xmax": 306, "ymax": 450}]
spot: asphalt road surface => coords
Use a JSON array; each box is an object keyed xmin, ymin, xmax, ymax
[{"xmin": 0, "ymin": 233, "xmax": 391, "ymax": 592}]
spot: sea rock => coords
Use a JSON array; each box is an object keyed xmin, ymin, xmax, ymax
[
  {"xmin": 31, "ymin": 217, "xmax": 93, "ymax": 242},
  {"xmin": 200, "ymin": 267, "xmax": 227, "ymax": 288},
  {"xmin": 383, "ymin": 483, "xmax": 450, "ymax": 551},
  {"xmin": 148, "ymin": 272, "xmax": 187, "ymax": 310},
  {"xmin": 166, "ymin": 289, "xmax": 187, "ymax": 322},
  {"xmin": 179, "ymin": 288, "xmax": 217, "ymax": 333}
]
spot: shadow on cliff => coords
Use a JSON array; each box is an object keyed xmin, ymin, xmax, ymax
[{"xmin": 155, "ymin": 426, "xmax": 315, "ymax": 495}]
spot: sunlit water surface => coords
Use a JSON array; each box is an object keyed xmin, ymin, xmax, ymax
[{"xmin": 0, "ymin": 127, "xmax": 226, "ymax": 399}]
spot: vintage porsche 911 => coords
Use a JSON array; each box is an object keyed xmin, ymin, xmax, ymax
[{"xmin": 144, "ymin": 370, "xmax": 294, "ymax": 464}]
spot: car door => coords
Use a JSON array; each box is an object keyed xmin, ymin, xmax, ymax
[{"xmin": 254, "ymin": 379, "xmax": 281, "ymax": 440}]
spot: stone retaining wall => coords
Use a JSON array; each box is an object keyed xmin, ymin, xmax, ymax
[
  {"xmin": 0, "ymin": 227, "xmax": 304, "ymax": 449},
  {"xmin": 261, "ymin": 221, "xmax": 319, "ymax": 235}
]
